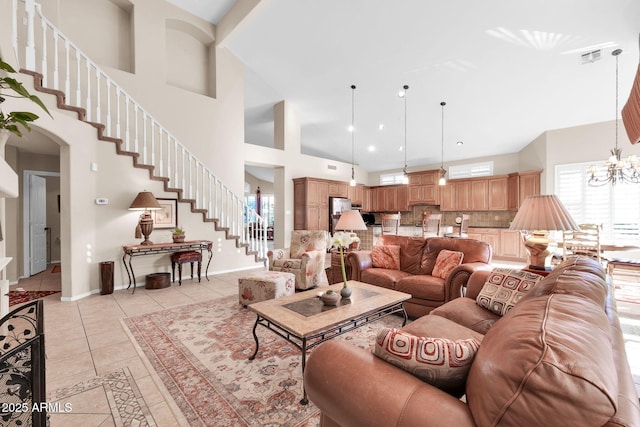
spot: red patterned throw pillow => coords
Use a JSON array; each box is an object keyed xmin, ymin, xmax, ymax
[
  {"xmin": 476, "ymin": 268, "xmax": 543, "ymax": 316},
  {"xmin": 371, "ymin": 245, "xmax": 401, "ymax": 270},
  {"xmin": 373, "ymin": 328, "xmax": 480, "ymax": 396},
  {"xmin": 432, "ymin": 249, "xmax": 464, "ymax": 279}
]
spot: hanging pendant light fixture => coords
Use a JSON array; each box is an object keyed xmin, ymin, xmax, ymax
[
  {"xmin": 588, "ymin": 49, "xmax": 640, "ymax": 186},
  {"xmin": 439, "ymin": 101, "xmax": 447, "ymax": 186},
  {"xmin": 400, "ymin": 85, "xmax": 409, "ymax": 184},
  {"xmin": 349, "ymin": 84, "xmax": 357, "ymax": 187}
]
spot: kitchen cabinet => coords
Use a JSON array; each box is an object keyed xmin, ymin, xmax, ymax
[
  {"xmin": 508, "ymin": 171, "xmax": 541, "ymax": 210},
  {"xmin": 407, "ymin": 170, "xmax": 439, "ymax": 205},
  {"xmin": 470, "ymin": 180, "xmax": 488, "ymax": 210},
  {"xmin": 500, "ymin": 229, "xmax": 526, "ymax": 260},
  {"xmin": 347, "ymin": 184, "xmax": 365, "ymax": 206},
  {"xmin": 455, "ymin": 181, "xmax": 472, "ymax": 211},
  {"xmin": 440, "ymin": 183, "xmax": 456, "ymax": 211},
  {"xmin": 488, "ymin": 177, "xmax": 509, "ymax": 210},
  {"xmin": 328, "ymin": 181, "xmax": 348, "ymax": 198},
  {"xmin": 468, "ymin": 227, "xmax": 501, "ymax": 255},
  {"xmin": 370, "ymin": 185, "xmax": 409, "ymax": 212},
  {"xmin": 362, "ymin": 187, "xmax": 372, "ymax": 212},
  {"xmin": 293, "ymin": 178, "xmax": 329, "ymax": 230}
]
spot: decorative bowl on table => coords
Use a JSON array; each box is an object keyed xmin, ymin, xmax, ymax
[{"xmin": 320, "ymin": 290, "xmax": 340, "ymax": 306}]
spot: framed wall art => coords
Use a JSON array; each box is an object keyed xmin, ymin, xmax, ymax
[{"xmin": 153, "ymin": 198, "xmax": 178, "ymax": 229}]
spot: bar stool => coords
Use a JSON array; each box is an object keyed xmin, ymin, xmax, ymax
[{"xmin": 170, "ymin": 250, "xmax": 203, "ymax": 285}]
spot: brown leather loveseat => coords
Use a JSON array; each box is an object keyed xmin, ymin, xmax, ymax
[
  {"xmin": 347, "ymin": 235, "xmax": 492, "ymax": 318},
  {"xmin": 304, "ymin": 256, "xmax": 640, "ymax": 426}
]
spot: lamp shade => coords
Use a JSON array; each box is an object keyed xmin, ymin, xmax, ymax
[
  {"xmin": 128, "ymin": 191, "xmax": 162, "ymax": 210},
  {"xmin": 335, "ymin": 210, "xmax": 367, "ymax": 231},
  {"xmin": 509, "ymin": 195, "xmax": 579, "ymax": 232}
]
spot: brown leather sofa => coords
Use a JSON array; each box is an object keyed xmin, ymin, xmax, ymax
[
  {"xmin": 305, "ymin": 256, "xmax": 640, "ymax": 427},
  {"xmin": 347, "ymin": 235, "xmax": 492, "ymax": 318}
]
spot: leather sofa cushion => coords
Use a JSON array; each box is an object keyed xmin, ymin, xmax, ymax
[
  {"xmin": 431, "ymin": 297, "xmax": 500, "ymax": 335},
  {"xmin": 377, "ymin": 235, "xmax": 427, "ymax": 275},
  {"xmin": 402, "ymin": 313, "xmax": 484, "ymax": 342},
  {"xmin": 420, "ymin": 237, "xmax": 492, "ymax": 275},
  {"xmin": 396, "ymin": 275, "xmax": 445, "ymax": 301},
  {"xmin": 361, "ymin": 268, "xmax": 410, "ymax": 290},
  {"xmin": 371, "ymin": 245, "xmax": 400, "ymax": 270},
  {"xmin": 467, "ymin": 291, "xmax": 618, "ymax": 426}
]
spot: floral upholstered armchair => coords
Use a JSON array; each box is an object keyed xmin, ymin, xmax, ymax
[{"xmin": 267, "ymin": 230, "xmax": 329, "ymax": 290}]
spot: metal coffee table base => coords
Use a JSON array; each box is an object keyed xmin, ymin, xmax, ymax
[{"xmin": 248, "ymin": 301, "xmax": 408, "ymax": 405}]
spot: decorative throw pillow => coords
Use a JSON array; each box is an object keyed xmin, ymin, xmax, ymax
[
  {"xmin": 476, "ymin": 268, "xmax": 543, "ymax": 316},
  {"xmin": 371, "ymin": 245, "xmax": 401, "ymax": 270},
  {"xmin": 373, "ymin": 328, "xmax": 480, "ymax": 396},
  {"xmin": 432, "ymin": 250, "xmax": 464, "ymax": 279}
]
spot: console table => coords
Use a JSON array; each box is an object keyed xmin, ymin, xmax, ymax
[{"xmin": 122, "ymin": 240, "xmax": 213, "ymax": 293}]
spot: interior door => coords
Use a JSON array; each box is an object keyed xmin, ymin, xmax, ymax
[{"xmin": 29, "ymin": 175, "xmax": 47, "ymax": 275}]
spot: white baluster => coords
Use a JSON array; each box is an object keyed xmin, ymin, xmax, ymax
[
  {"xmin": 64, "ymin": 40, "xmax": 70, "ymax": 96},
  {"xmin": 133, "ymin": 105, "xmax": 139, "ymax": 154},
  {"xmin": 95, "ymin": 70, "xmax": 101, "ymax": 123},
  {"xmin": 52, "ymin": 29, "xmax": 59, "ymax": 90},
  {"xmin": 124, "ymin": 96, "xmax": 130, "ymax": 150},
  {"xmin": 142, "ymin": 115, "xmax": 147, "ymax": 164},
  {"xmin": 158, "ymin": 128, "xmax": 163, "ymax": 176},
  {"xmin": 149, "ymin": 120, "xmax": 155, "ymax": 165},
  {"xmin": 24, "ymin": 0, "xmax": 36, "ymax": 70},
  {"xmin": 11, "ymin": 0, "xmax": 18, "ymax": 63},
  {"xmin": 106, "ymin": 80, "xmax": 112, "ymax": 135},
  {"xmin": 40, "ymin": 15, "xmax": 47, "ymax": 85},
  {"xmin": 85, "ymin": 62, "xmax": 91, "ymax": 121},
  {"xmin": 174, "ymin": 139, "xmax": 178, "ymax": 186},
  {"xmin": 75, "ymin": 50, "xmax": 81, "ymax": 106},
  {"xmin": 115, "ymin": 90, "xmax": 121, "ymax": 139}
]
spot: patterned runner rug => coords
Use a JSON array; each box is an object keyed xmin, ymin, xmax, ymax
[
  {"xmin": 123, "ymin": 295, "xmax": 403, "ymax": 426},
  {"xmin": 8, "ymin": 290, "xmax": 60, "ymax": 307}
]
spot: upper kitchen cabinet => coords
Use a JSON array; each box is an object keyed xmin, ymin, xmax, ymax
[
  {"xmin": 293, "ymin": 177, "xmax": 329, "ymax": 230},
  {"xmin": 507, "ymin": 171, "xmax": 541, "ymax": 210},
  {"xmin": 347, "ymin": 184, "xmax": 365, "ymax": 206},
  {"xmin": 407, "ymin": 170, "xmax": 439, "ymax": 205}
]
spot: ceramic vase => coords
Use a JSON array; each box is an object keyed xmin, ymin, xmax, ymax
[{"xmin": 321, "ymin": 291, "xmax": 340, "ymax": 306}]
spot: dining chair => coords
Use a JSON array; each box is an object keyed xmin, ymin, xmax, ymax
[
  {"xmin": 422, "ymin": 213, "xmax": 442, "ymax": 237},
  {"xmin": 381, "ymin": 212, "xmax": 401, "ymax": 235},
  {"xmin": 445, "ymin": 214, "xmax": 470, "ymax": 238},
  {"xmin": 562, "ymin": 223, "xmax": 602, "ymax": 264}
]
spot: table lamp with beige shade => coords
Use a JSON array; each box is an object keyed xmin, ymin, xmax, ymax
[
  {"xmin": 335, "ymin": 209, "xmax": 368, "ymax": 249},
  {"xmin": 128, "ymin": 191, "xmax": 162, "ymax": 245},
  {"xmin": 509, "ymin": 195, "xmax": 580, "ymax": 271}
]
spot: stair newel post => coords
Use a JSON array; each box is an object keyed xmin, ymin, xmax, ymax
[
  {"xmin": 52, "ymin": 29, "xmax": 59, "ymax": 90},
  {"xmin": 24, "ymin": 0, "xmax": 36, "ymax": 70}
]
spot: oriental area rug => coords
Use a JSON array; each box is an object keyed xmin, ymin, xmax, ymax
[
  {"xmin": 8, "ymin": 290, "xmax": 60, "ymax": 307},
  {"xmin": 123, "ymin": 294, "xmax": 403, "ymax": 427}
]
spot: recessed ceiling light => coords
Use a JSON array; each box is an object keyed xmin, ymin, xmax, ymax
[
  {"xmin": 399, "ymin": 146, "xmax": 404, "ymax": 151},
  {"xmin": 368, "ymin": 145, "xmax": 375, "ymax": 152},
  {"xmin": 457, "ymin": 141, "xmax": 464, "ymax": 146},
  {"xmin": 347, "ymin": 125, "xmax": 354, "ymax": 132},
  {"xmin": 378, "ymin": 124, "xmax": 384, "ymax": 130}
]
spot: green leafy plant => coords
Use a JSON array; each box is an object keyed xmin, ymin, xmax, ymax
[
  {"xmin": 0, "ymin": 58, "xmax": 52, "ymax": 137},
  {"xmin": 173, "ymin": 227, "xmax": 185, "ymax": 234}
]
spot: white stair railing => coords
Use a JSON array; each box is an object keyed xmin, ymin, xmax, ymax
[{"xmin": 10, "ymin": 0, "xmax": 268, "ymax": 260}]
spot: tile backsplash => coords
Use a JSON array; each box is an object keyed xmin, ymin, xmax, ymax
[{"xmin": 369, "ymin": 205, "xmax": 514, "ymax": 228}]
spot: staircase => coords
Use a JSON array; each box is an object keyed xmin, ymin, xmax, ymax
[{"xmin": 9, "ymin": 0, "xmax": 268, "ymax": 263}]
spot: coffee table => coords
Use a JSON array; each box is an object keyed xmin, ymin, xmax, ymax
[{"xmin": 247, "ymin": 280, "xmax": 411, "ymax": 404}]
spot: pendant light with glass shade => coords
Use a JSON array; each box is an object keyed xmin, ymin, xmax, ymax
[
  {"xmin": 349, "ymin": 84, "xmax": 357, "ymax": 186},
  {"xmin": 400, "ymin": 85, "xmax": 409, "ymax": 184},
  {"xmin": 438, "ymin": 101, "xmax": 447, "ymax": 186}
]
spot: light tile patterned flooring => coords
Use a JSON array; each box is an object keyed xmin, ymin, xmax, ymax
[{"xmin": 7, "ymin": 261, "xmax": 640, "ymax": 426}]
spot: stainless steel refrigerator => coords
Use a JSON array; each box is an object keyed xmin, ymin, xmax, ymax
[{"xmin": 329, "ymin": 197, "xmax": 352, "ymax": 234}]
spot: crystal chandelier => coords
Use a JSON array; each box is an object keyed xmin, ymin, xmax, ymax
[{"xmin": 588, "ymin": 49, "xmax": 640, "ymax": 186}]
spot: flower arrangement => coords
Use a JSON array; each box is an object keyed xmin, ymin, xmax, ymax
[{"xmin": 330, "ymin": 231, "xmax": 360, "ymax": 297}]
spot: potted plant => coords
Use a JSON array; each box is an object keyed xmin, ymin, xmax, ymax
[
  {"xmin": 0, "ymin": 58, "xmax": 51, "ymax": 138},
  {"xmin": 172, "ymin": 227, "xmax": 185, "ymax": 243}
]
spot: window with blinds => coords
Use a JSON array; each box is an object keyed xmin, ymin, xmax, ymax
[{"xmin": 555, "ymin": 162, "xmax": 640, "ymax": 244}]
